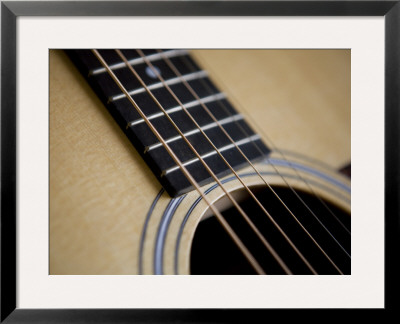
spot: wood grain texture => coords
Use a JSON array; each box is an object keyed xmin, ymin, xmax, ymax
[
  {"xmin": 49, "ymin": 49, "xmax": 350, "ymax": 275},
  {"xmin": 50, "ymin": 50, "xmax": 161, "ymax": 274},
  {"xmin": 191, "ymin": 50, "xmax": 351, "ymax": 169}
]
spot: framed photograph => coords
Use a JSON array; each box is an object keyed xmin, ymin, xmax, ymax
[{"xmin": 1, "ymin": 0, "xmax": 399, "ymax": 322}]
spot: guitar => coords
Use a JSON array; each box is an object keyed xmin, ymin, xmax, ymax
[{"xmin": 49, "ymin": 49, "xmax": 351, "ymax": 275}]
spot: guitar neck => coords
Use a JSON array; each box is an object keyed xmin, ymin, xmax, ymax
[{"xmin": 66, "ymin": 49, "xmax": 270, "ymax": 197}]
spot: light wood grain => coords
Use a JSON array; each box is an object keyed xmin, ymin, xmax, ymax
[
  {"xmin": 191, "ymin": 50, "xmax": 351, "ymax": 168},
  {"xmin": 50, "ymin": 49, "xmax": 350, "ymax": 275}
]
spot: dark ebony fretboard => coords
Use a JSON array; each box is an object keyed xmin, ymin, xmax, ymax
[{"xmin": 66, "ymin": 49, "xmax": 270, "ymax": 197}]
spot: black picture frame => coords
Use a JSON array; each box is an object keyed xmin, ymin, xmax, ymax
[{"xmin": 1, "ymin": 0, "xmax": 399, "ymax": 322}]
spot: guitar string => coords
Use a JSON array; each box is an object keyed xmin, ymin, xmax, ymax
[
  {"xmin": 220, "ymin": 65, "xmax": 351, "ymax": 236},
  {"xmin": 112, "ymin": 49, "xmax": 294, "ymax": 275},
  {"xmin": 135, "ymin": 48, "xmax": 344, "ymax": 275},
  {"xmin": 177, "ymin": 52, "xmax": 351, "ymax": 256},
  {"xmin": 137, "ymin": 48, "xmax": 351, "ymax": 275},
  {"xmin": 240, "ymin": 108, "xmax": 352, "ymax": 237},
  {"xmin": 130, "ymin": 49, "xmax": 350, "ymax": 274},
  {"xmin": 150, "ymin": 50, "xmax": 350, "ymax": 274},
  {"xmin": 156, "ymin": 49, "xmax": 348, "ymax": 271},
  {"xmin": 91, "ymin": 49, "xmax": 272, "ymax": 275},
  {"xmin": 178, "ymin": 52, "xmax": 351, "ymax": 234},
  {"xmin": 182, "ymin": 53, "xmax": 350, "ymax": 234}
]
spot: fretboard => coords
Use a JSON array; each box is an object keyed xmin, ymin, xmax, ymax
[{"xmin": 66, "ymin": 49, "xmax": 270, "ymax": 197}]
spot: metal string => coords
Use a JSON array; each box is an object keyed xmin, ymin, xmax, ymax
[
  {"xmin": 134, "ymin": 49, "xmax": 324, "ymax": 274},
  {"xmin": 91, "ymin": 49, "xmax": 272, "ymax": 275},
  {"xmin": 113, "ymin": 49, "xmax": 294, "ymax": 274},
  {"xmin": 177, "ymin": 51, "xmax": 351, "ymax": 258},
  {"xmin": 91, "ymin": 48, "xmax": 350, "ymax": 274},
  {"xmin": 157, "ymin": 49, "xmax": 348, "ymax": 272}
]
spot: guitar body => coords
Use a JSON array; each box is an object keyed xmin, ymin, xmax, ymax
[{"xmin": 49, "ymin": 49, "xmax": 350, "ymax": 275}]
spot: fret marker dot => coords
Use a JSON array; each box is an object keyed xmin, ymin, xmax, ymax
[{"xmin": 146, "ymin": 66, "xmax": 161, "ymax": 79}]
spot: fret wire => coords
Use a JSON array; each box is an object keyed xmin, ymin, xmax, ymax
[
  {"xmin": 180, "ymin": 54, "xmax": 352, "ymax": 247},
  {"xmin": 90, "ymin": 49, "xmax": 188, "ymax": 75},
  {"xmin": 92, "ymin": 49, "xmax": 268, "ymax": 275},
  {"xmin": 136, "ymin": 49, "xmax": 318, "ymax": 275},
  {"xmin": 158, "ymin": 50, "xmax": 350, "ymax": 274},
  {"xmin": 117, "ymin": 49, "xmax": 294, "ymax": 274},
  {"xmin": 181, "ymin": 54, "xmax": 351, "ymax": 236},
  {"xmin": 175, "ymin": 52, "xmax": 351, "ymax": 267},
  {"xmin": 162, "ymin": 134, "xmax": 260, "ymax": 175},
  {"xmin": 68, "ymin": 49, "xmax": 350, "ymax": 274},
  {"xmin": 110, "ymin": 70, "xmax": 208, "ymax": 102},
  {"xmin": 127, "ymin": 92, "xmax": 226, "ymax": 128},
  {"xmin": 146, "ymin": 114, "xmax": 244, "ymax": 152}
]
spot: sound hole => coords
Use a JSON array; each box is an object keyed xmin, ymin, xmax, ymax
[{"xmin": 190, "ymin": 186, "xmax": 350, "ymax": 275}]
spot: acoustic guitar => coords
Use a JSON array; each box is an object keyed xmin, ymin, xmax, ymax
[{"xmin": 49, "ymin": 49, "xmax": 351, "ymax": 275}]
